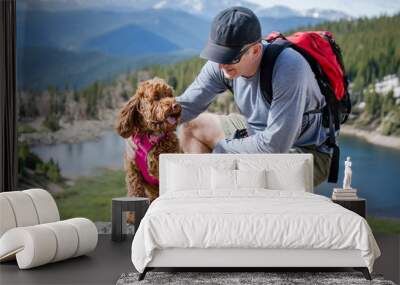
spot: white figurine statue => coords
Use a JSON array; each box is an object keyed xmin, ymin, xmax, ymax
[{"xmin": 342, "ymin": 156, "xmax": 352, "ymax": 190}]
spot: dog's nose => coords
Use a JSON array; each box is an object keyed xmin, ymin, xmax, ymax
[{"xmin": 172, "ymin": 103, "xmax": 181, "ymax": 112}]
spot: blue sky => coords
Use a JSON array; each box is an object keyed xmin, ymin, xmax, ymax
[{"xmin": 248, "ymin": 0, "xmax": 400, "ymax": 17}]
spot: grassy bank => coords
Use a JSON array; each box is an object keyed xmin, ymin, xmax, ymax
[
  {"xmin": 367, "ymin": 217, "xmax": 400, "ymax": 234},
  {"xmin": 54, "ymin": 168, "xmax": 126, "ymax": 222},
  {"xmin": 54, "ymin": 168, "xmax": 400, "ymax": 233}
]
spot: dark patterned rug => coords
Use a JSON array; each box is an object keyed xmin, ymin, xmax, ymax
[{"xmin": 116, "ymin": 271, "xmax": 396, "ymax": 285}]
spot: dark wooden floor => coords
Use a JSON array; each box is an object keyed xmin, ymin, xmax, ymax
[
  {"xmin": 0, "ymin": 235, "xmax": 135, "ymax": 285},
  {"xmin": 1, "ymin": 234, "xmax": 399, "ymax": 285}
]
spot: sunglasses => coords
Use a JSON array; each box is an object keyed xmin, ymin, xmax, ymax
[{"xmin": 229, "ymin": 41, "xmax": 260, "ymax": 64}]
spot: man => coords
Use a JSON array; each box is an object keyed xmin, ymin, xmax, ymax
[{"xmin": 175, "ymin": 6, "xmax": 332, "ymax": 187}]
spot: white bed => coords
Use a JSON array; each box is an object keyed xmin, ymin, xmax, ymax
[{"xmin": 131, "ymin": 154, "xmax": 380, "ymax": 280}]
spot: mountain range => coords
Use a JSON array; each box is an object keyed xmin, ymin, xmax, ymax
[{"xmin": 16, "ymin": 2, "xmax": 351, "ymax": 91}]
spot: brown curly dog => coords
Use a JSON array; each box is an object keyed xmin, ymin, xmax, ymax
[{"xmin": 115, "ymin": 77, "xmax": 181, "ymax": 223}]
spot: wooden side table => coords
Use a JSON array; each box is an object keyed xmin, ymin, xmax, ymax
[
  {"xmin": 332, "ymin": 198, "xmax": 366, "ymax": 218},
  {"xmin": 112, "ymin": 197, "xmax": 150, "ymax": 242}
]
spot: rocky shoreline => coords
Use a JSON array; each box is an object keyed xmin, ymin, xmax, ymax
[
  {"xmin": 340, "ymin": 125, "xmax": 400, "ymax": 150},
  {"xmin": 19, "ymin": 109, "xmax": 119, "ymax": 146}
]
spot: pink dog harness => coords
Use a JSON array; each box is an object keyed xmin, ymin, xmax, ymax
[{"xmin": 132, "ymin": 133, "xmax": 167, "ymax": 185}]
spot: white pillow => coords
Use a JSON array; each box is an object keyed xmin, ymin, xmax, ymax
[
  {"xmin": 166, "ymin": 158, "xmax": 236, "ymax": 193},
  {"xmin": 167, "ymin": 162, "xmax": 211, "ymax": 191},
  {"xmin": 211, "ymin": 168, "xmax": 268, "ymax": 190},
  {"xmin": 236, "ymin": 169, "xmax": 267, "ymax": 189},
  {"xmin": 237, "ymin": 158, "xmax": 310, "ymax": 191},
  {"xmin": 266, "ymin": 162, "xmax": 307, "ymax": 191},
  {"xmin": 211, "ymin": 168, "xmax": 236, "ymax": 190}
]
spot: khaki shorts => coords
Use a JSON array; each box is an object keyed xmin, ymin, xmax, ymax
[{"xmin": 218, "ymin": 113, "xmax": 332, "ymax": 187}]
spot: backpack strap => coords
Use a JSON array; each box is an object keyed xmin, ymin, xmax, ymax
[
  {"xmin": 260, "ymin": 40, "xmax": 324, "ymax": 117},
  {"xmin": 259, "ymin": 39, "xmax": 292, "ymax": 105},
  {"xmin": 326, "ymin": 104, "xmax": 340, "ymax": 183}
]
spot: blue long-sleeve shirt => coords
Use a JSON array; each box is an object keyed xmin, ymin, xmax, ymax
[{"xmin": 176, "ymin": 42, "xmax": 330, "ymax": 154}]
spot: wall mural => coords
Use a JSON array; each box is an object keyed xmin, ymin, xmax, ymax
[{"xmin": 16, "ymin": 0, "xmax": 400, "ymax": 234}]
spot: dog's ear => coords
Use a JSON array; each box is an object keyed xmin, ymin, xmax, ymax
[{"xmin": 115, "ymin": 93, "xmax": 141, "ymax": 138}]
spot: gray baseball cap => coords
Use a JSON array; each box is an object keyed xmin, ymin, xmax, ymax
[{"xmin": 200, "ymin": 7, "xmax": 261, "ymax": 64}]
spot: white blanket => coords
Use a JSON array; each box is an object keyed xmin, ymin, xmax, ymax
[{"xmin": 131, "ymin": 190, "xmax": 380, "ymax": 273}]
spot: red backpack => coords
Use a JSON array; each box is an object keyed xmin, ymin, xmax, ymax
[{"xmin": 264, "ymin": 31, "xmax": 352, "ymax": 183}]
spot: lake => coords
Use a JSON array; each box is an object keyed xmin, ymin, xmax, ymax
[{"xmin": 31, "ymin": 131, "xmax": 400, "ymax": 218}]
